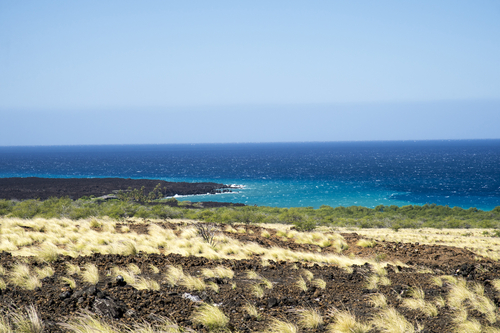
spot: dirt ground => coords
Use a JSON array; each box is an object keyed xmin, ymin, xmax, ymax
[{"xmin": 1, "ymin": 222, "xmax": 499, "ymax": 332}]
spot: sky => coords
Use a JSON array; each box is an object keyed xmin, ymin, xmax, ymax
[{"xmin": 1, "ymin": 1, "xmax": 499, "ymax": 145}]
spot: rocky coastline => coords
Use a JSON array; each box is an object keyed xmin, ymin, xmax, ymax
[{"xmin": 0, "ymin": 177, "xmax": 232, "ymax": 201}]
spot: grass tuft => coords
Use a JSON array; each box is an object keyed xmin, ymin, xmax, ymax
[
  {"xmin": 180, "ymin": 274, "xmax": 206, "ymax": 291},
  {"xmin": 9, "ymin": 263, "xmax": 41, "ymax": 290},
  {"xmin": 302, "ymin": 269, "xmax": 314, "ymax": 281},
  {"xmin": 59, "ymin": 310, "xmax": 120, "ymax": 333},
  {"xmin": 328, "ymin": 308, "xmax": 371, "ymax": 333},
  {"xmin": 246, "ymin": 270, "xmax": 260, "ymax": 280},
  {"xmin": 296, "ymin": 276, "xmax": 308, "ymax": 292},
  {"xmin": 191, "ymin": 304, "xmax": 229, "ymax": 331},
  {"xmin": 131, "ymin": 316, "xmax": 182, "ymax": 333},
  {"xmin": 2, "ymin": 305, "xmax": 45, "ymax": 333},
  {"xmin": 66, "ymin": 263, "xmax": 81, "ymax": 276},
  {"xmin": 164, "ymin": 266, "xmax": 184, "ymax": 287},
  {"xmin": 80, "ymin": 263, "xmax": 99, "ymax": 285},
  {"xmin": 133, "ymin": 277, "xmax": 160, "ymax": 291},
  {"xmin": 365, "ymin": 274, "xmax": 379, "ymax": 290},
  {"xmin": 357, "ymin": 239, "xmax": 377, "ymax": 248},
  {"xmin": 37, "ymin": 242, "xmax": 59, "ymax": 263},
  {"xmin": 35, "ymin": 266, "xmax": 54, "ymax": 280},
  {"xmin": 312, "ymin": 278, "xmax": 326, "ymax": 289},
  {"xmin": 267, "ymin": 318, "xmax": 298, "ymax": 333},
  {"xmin": 214, "ymin": 266, "xmax": 234, "ymax": 279},
  {"xmin": 372, "ymin": 307, "xmax": 415, "ymax": 333},
  {"xmin": 207, "ymin": 281, "xmax": 219, "ymax": 293},
  {"xmin": 261, "ymin": 230, "xmax": 271, "ymax": 238},
  {"xmin": 368, "ymin": 293, "xmax": 388, "ymax": 308},
  {"xmin": 252, "ymin": 283, "xmax": 265, "ymax": 298},
  {"xmin": 201, "ymin": 268, "xmax": 216, "ymax": 278},
  {"xmin": 148, "ymin": 264, "xmax": 160, "ymax": 274},
  {"xmin": 261, "ymin": 277, "xmax": 273, "ymax": 290},
  {"xmin": 61, "ymin": 277, "xmax": 77, "ymax": 289},
  {"xmin": 243, "ymin": 302, "xmax": 261, "ymax": 320},
  {"xmin": 126, "ymin": 263, "xmax": 141, "ymax": 275},
  {"xmin": 454, "ymin": 319, "xmax": 481, "ymax": 333},
  {"xmin": 298, "ymin": 308, "xmax": 323, "ymax": 329}
]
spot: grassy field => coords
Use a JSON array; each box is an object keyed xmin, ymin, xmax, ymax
[{"xmin": 2, "ymin": 214, "xmax": 500, "ymax": 332}]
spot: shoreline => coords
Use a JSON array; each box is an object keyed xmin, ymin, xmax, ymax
[{"xmin": 0, "ymin": 177, "xmax": 233, "ymax": 201}]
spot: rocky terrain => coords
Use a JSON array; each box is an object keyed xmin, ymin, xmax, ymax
[
  {"xmin": 0, "ymin": 177, "xmax": 233, "ymax": 201},
  {"xmin": 1, "ymin": 222, "xmax": 499, "ymax": 332}
]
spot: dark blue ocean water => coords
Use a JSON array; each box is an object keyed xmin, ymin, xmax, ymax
[{"xmin": 1, "ymin": 140, "xmax": 499, "ymax": 210}]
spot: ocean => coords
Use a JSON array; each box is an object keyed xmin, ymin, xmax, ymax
[{"xmin": 0, "ymin": 140, "xmax": 499, "ymax": 210}]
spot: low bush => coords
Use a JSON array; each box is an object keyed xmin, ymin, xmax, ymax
[{"xmin": 1, "ymin": 196, "xmax": 499, "ymax": 230}]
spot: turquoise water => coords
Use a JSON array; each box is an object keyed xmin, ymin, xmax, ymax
[
  {"xmin": 1, "ymin": 140, "xmax": 499, "ymax": 210},
  {"xmin": 168, "ymin": 178, "xmax": 414, "ymax": 208}
]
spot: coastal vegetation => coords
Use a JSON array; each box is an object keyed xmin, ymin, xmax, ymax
[{"xmin": 0, "ymin": 197, "xmax": 499, "ymax": 230}]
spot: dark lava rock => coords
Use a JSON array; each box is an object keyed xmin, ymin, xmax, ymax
[
  {"xmin": 0, "ymin": 177, "xmax": 232, "ymax": 200},
  {"xmin": 267, "ymin": 297, "xmax": 279, "ymax": 308},
  {"xmin": 59, "ymin": 291, "xmax": 72, "ymax": 300},
  {"xmin": 93, "ymin": 297, "xmax": 126, "ymax": 319},
  {"xmin": 125, "ymin": 309, "xmax": 137, "ymax": 318},
  {"xmin": 85, "ymin": 285, "xmax": 98, "ymax": 296},
  {"xmin": 116, "ymin": 275, "xmax": 126, "ymax": 286},
  {"xmin": 455, "ymin": 263, "xmax": 475, "ymax": 278}
]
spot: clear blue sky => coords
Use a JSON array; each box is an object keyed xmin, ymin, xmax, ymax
[{"xmin": 1, "ymin": 1, "xmax": 499, "ymax": 145}]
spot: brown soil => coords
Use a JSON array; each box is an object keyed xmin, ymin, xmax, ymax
[
  {"xmin": 0, "ymin": 177, "xmax": 233, "ymax": 201},
  {"xmin": 1, "ymin": 223, "xmax": 499, "ymax": 332}
]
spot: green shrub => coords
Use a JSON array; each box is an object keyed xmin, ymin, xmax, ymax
[
  {"xmin": 0, "ymin": 199, "xmax": 13, "ymax": 216},
  {"xmin": 293, "ymin": 218, "xmax": 316, "ymax": 231},
  {"xmin": 9, "ymin": 200, "xmax": 40, "ymax": 219}
]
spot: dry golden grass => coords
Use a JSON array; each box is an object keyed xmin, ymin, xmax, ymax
[
  {"xmin": 372, "ymin": 307, "xmax": 416, "ymax": 333},
  {"xmin": 61, "ymin": 276, "xmax": 77, "ymax": 289},
  {"xmin": 66, "ymin": 263, "xmax": 81, "ymax": 276},
  {"xmin": 180, "ymin": 274, "xmax": 206, "ymax": 291},
  {"xmin": 368, "ymin": 293, "xmax": 388, "ymax": 308},
  {"xmin": 266, "ymin": 318, "xmax": 298, "ymax": 333},
  {"xmin": 261, "ymin": 230, "xmax": 271, "ymax": 238},
  {"xmin": 298, "ymin": 308, "xmax": 323, "ymax": 329},
  {"xmin": 149, "ymin": 264, "xmax": 160, "ymax": 274},
  {"xmin": 246, "ymin": 270, "xmax": 260, "ymax": 280},
  {"xmin": 402, "ymin": 287, "xmax": 438, "ymax": 317},
  {"xmin": 301, "ymin": 269, "xmax": 314, "ymax": 281},
  {"xmin": 80, "ymin": 263, "xmax": 99, "ymax": 285},
  {"xmin": 365, "ymin": 274, "xmax": 380, "ymax": 290},
  {"xmin": 328, "ymin": 308, "xmax": 372, "ymax": 333},
  {"xmin": 0, "ymin": 278, "xmax": 6, "ymax": 290},
  {"xmin": 127, "ymin": 263, "xmax": 141, "ymax": 275},
  {"xmin": 0, "ymin": 217, "xmax": 402, "ymax": 269},
  {"xmin": 207, "ymin": 281, "xmax": 219, "ymax": 293},
  {"xmin": 34, "ymin": 266, "xmax": 54, "ymax": 280},
  {"xmin": 251, "ymin": 283, "xmax": 265, "ymax": 298},
  {"xmin": 191, "ymin": 304, "xmax": 229, "ymax": 331},
  {"xmin": 296, "ymin": 276, "xmax": 308, "ymax": 292},
  {"xmin": 243, "ymin": 302, "xmax": 261, "ymax": 320},
  {"xmin": 357, "ymin": 239, "xmax": 377, "ymax": 248},
  {"xmin": 60, "ymin": 310, "xmax": 120, "ymax": 333},
  {"xmin": 312, "ymin": 278, "xmax": 326, "ymax": 289},
  {"xmin": 335, "ymin": 226, "xmax": 500, "ymax": 261},
  {"xmin": 165, "ymin": 265, "xmax": 184, "ymax": 287},
  {"xmin": 134, "ymin": 277, "xmax": 160, "ymax": 291},
  {"xmin": 0, "ymin": 305, "xmax": 44, "ymax": 333},
  {"xmin": 213, "ymin": 266, "xmax": 234, "ymax": 279},
  {"xmin": 9, "ymin": 263, "xmax": 41, "ymax": 290}
]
